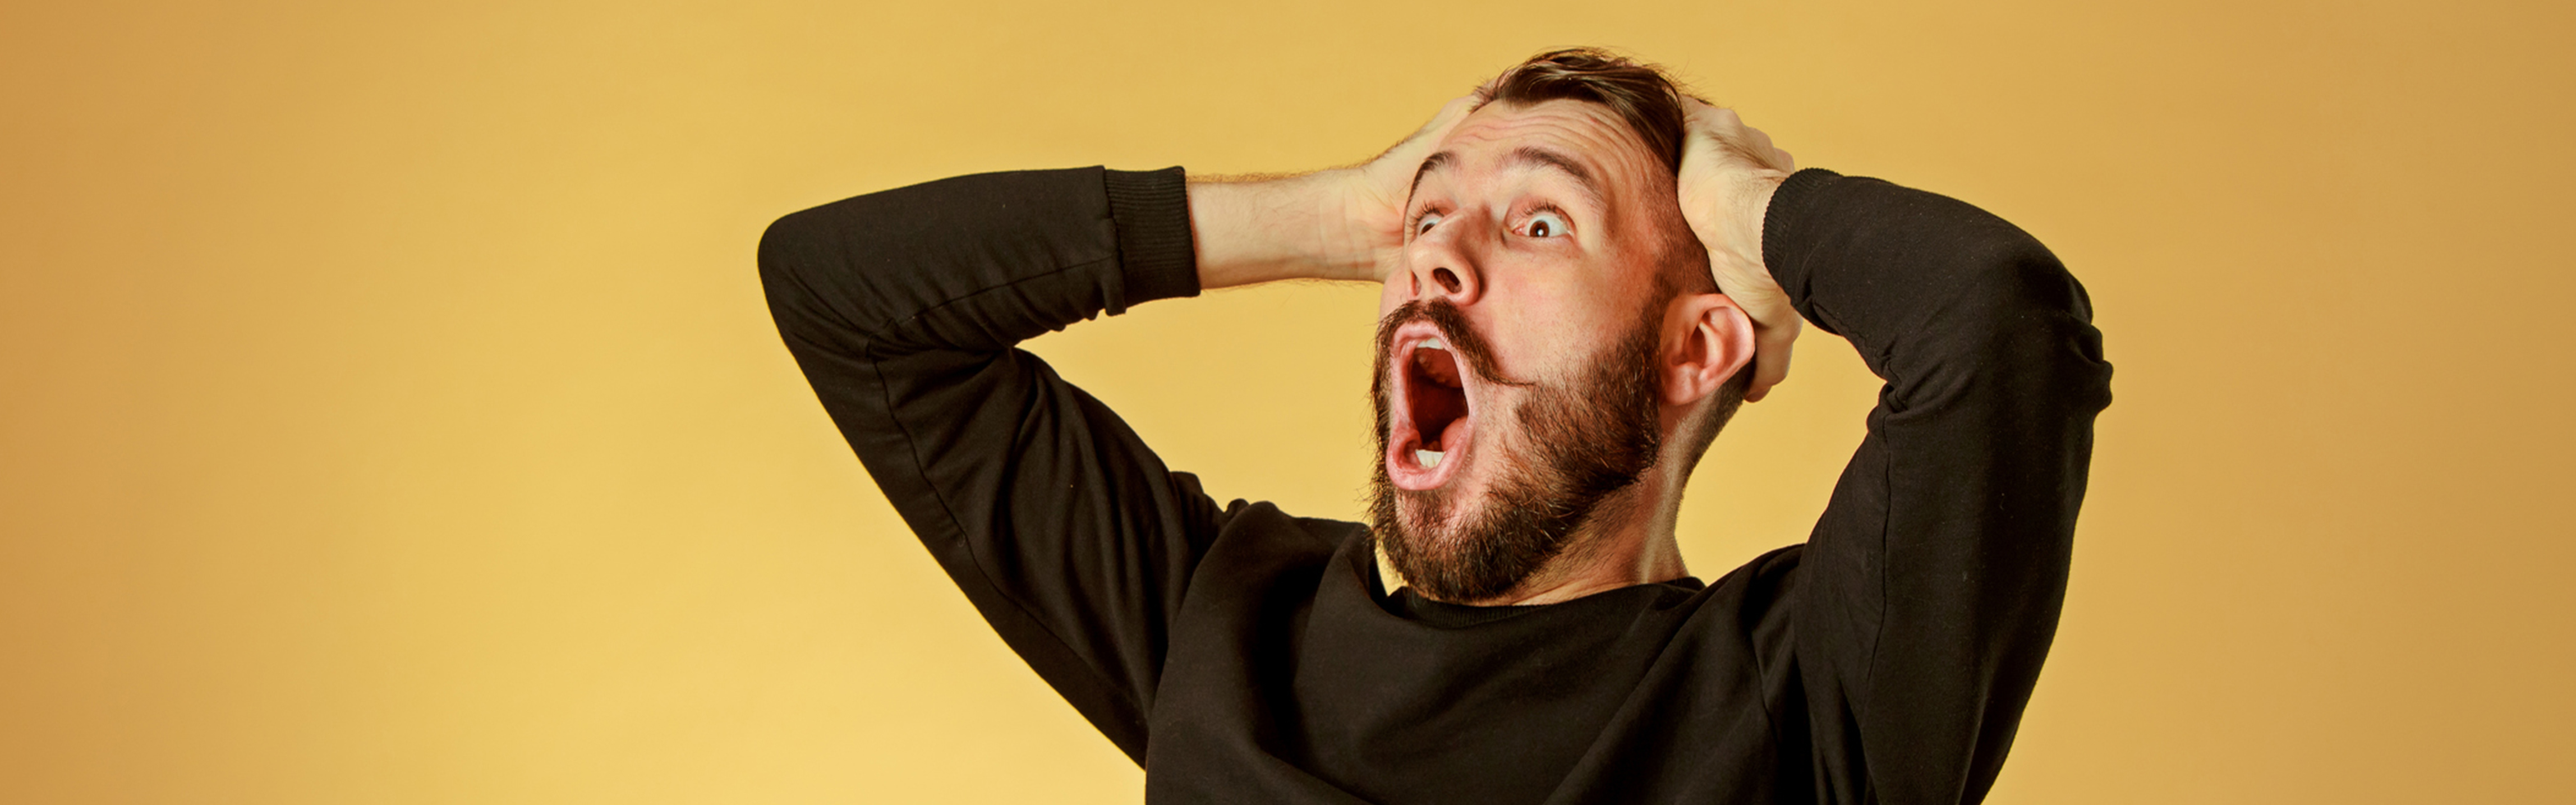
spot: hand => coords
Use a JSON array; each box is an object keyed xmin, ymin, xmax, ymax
[
  {"xmin": 1189, "ymin": 89, "xmax": 1482, "ymax": 288},
  {"xmin": 1675, "ymin": 98, "xmax": 1800, "ymax": 402},
  {"xmin": 1335, "ymin": 89, "xmax": 1485, "ymax": 282}
]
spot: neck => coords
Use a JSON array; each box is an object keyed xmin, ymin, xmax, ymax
[{"xmin": 1452, "ymin": 459, "xmax": 1691, "ymax": 606}]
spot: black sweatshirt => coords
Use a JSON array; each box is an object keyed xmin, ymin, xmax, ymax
[{"xmin": 759, "ymin": 165, "xmax": 2111, "ymax": 804}]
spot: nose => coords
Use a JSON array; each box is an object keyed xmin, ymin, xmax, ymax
[{"xmin": 1404, "ymin": 217, "xmax": 1485, "ymax": 306}]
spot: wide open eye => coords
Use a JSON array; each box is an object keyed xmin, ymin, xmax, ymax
[
  {"xmin": 1414, "ymin": 211, "xmax": 1445, "ymax": 236},
  {"xmin": 1522, "ymin": 210, "xmax": 1570, "ymax": 238}
]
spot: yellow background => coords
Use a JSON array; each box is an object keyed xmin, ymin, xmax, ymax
[{"xmin": 4, "ymin": 1, "xmax": 2569, "ymax": 802}]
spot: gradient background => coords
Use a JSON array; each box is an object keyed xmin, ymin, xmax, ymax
[{"xmin": 4, "ymin": 1, "xmax": 2570, "ymax": 802}]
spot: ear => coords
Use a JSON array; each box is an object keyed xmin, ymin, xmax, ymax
[{"xmin": 1661, "ymin": 292, "xmax": 1757, "ymax": 409}]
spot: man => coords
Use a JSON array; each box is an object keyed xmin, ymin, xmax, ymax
[{"xmin": 761, "ymin": 48, "xmax": 2110, "ymax": 803}]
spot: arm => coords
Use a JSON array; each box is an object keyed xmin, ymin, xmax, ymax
[
  {"xmin": 756, "ymin": 94, "xmax": 1475, "ymax": 761},
  {"xmin": 758, "ymin": 166, "xmax": 1212, "ymax": 761},
  {"xmin": 1675, "ymin": 107, "xmax": 2113, "ymax": 803},
  {"xmin": 1189, "ymin": 93, "xmax": 1482, "ymax": 288},
  {"xmin": 1769, "ymin": 168, "xmax": 2111, "ymax": 804}
]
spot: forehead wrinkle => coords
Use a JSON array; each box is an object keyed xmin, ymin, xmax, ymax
[{"xmin": 1411, "ymin": 103, "xmax": 1643, "ymax": 215}]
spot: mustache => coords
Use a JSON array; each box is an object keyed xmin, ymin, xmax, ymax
[{"xmin": 1372, "ymin": 298, "xmax": 1534, "ymax": 388}]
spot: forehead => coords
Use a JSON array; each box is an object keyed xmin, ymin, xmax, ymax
[{"xmin": 1427, "ymin": 98, "xmax": 1663, "ymax": 188}]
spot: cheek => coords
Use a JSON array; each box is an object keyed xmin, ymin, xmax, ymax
[
  {"xmin": 1553, "ymin": 275, "xmax": 1646, "ymax": 335},
  {"xmin": 1489, "ymin": 277, "xmax": 1579, "ymax": 348},
  {"xmin": 1494, "ymin": 283, "xmax": 1634, "ymax": 382}
]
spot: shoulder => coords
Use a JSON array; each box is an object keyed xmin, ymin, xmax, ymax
[{"xmin": 1198, "ymin": 500, "xmax": 1364, "ymax": 577}]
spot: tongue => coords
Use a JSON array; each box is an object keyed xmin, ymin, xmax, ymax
[{"xmin": 1433, "ymin": 417, "xmax": 1468, "ymax": 454}]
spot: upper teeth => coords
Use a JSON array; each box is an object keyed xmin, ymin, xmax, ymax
[{"xmin": 1419, "ymin": 337, "xmax": 1446, "ymax": 351}]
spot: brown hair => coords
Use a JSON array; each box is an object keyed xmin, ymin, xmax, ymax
[{"xmin": 1478, "ymin": 47, "xmax": 1694, "ymax": 174}]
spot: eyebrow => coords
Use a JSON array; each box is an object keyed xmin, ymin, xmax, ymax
[
  {"xmin": 1406, "ymin": 151, "xmax": 1452, "ymax": 208},
  {"xmin": 1405, "ymin": 145, "xmax": 1607, "ymax": 210}
]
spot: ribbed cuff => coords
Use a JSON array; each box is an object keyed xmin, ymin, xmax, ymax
[
  {"xmin": 1102, "ymin": 166, "xmax": 1200, "ymax": 314},
  {"xmin": 1762, "ymin": 167, "xmax": 1841, "ymax": 305}
]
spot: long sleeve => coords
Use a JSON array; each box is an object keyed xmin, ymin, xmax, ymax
[
  {"xmin": 1764, "ymin": 169, "xmax": 2114, "ymax": 803},
  {"xmin": 757, "ymin": 166, "xmax": 1213, "ymax": 762}
]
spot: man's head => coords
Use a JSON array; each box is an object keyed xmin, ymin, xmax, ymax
[{"xmin": 1369, "ymin": 48, "xmax": 1757, "ymax": 603}]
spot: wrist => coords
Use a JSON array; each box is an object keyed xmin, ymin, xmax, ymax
[
  {"xmin": 1189, "ymin": 168, "xmax": 1392, "ymax": 288},
  {"xmin": 1728, "ymin": 172, "xmax": 1786, "ymax": 277}
]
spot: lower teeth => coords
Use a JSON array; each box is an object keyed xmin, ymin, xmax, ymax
[{"xmin": 1415, "ymin": 449, "xmax": 1445, "ymax": 468}]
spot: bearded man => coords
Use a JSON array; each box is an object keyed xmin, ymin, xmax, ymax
[{"xmin": 761, "ymin": 48, "xmax": 2110, "ymax": 804}]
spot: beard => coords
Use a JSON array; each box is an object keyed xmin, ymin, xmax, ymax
[{"xmin": 1368, "ymin": 298, "xmax": 1666, "ymax": 603}]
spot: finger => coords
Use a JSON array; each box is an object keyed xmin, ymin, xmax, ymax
[
  {"xmin": 1686, "ymin": 102, "xmax": 1737, "ymax": 132},
  {"xmin": 1419, "ymin": 87, "xmax": 1491, "ymax": 142},
  {"xmin": 1749, "ymin": 316, "xmax": 1801, "ymax": 402},
  {"xmin": 1742, "ymin": 125, "xmax": 1793, "ymax": 172},
  {"xmin": 1708, "ymin": 107, "xmax": 1742, "ymax": 133},
  {"xmin": 1745, "ymin": 330, "xmax": 1798, "ymax": 403},
  {"xmin": 1377, "ymin": 92, "xmax": 1482, "ymax": 166},
  {"xmin": 1423, "ymin": 94, "xmax": 1478, "ymax": 139},
  {"xmin": 1775, "ymin": 147, "xmax": 1795, "ymax": 172}
]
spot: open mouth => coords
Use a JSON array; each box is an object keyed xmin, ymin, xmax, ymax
[{"xmin": 1387, "ymin": 323, "xmax": 1476, "ymax": 490}]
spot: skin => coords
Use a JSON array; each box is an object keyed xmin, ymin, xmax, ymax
[{"xmin": 1188, "ymin": 91, "xmax": 1798, "ymax": 605}]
